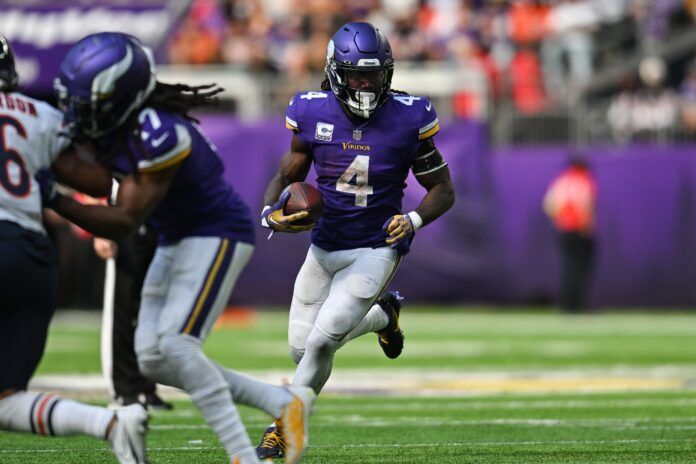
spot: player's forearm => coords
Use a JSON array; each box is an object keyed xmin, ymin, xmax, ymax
[
  {"xmin": 51, "ymin": 195, "xmax": 138, "ymax": 240},
  {"xmin": 57, "ymin": 174, "xmax": 111, "ymax": 199},
  {"xmin": 263, "ymin": 147, "xmax": 312, "ymax": 206},
  {"xmin": 53, "ymin": 146, "xmax": 112, "ymax": 198},
  {"xmin": 413, "ymin": 180, "xmax": 455, "ymax": 227},
  {"xmin": 263, "ymin": 174, "xmax": 292, "ymax": 206}
]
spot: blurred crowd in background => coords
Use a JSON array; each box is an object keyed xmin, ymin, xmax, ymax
[
  {"xmin": 168, "ymin": 0, "xmax": 696, "ymax": 140},
  {"xmin": 4, "ymin": 0, "xmax": 690, "ymax": 309}
]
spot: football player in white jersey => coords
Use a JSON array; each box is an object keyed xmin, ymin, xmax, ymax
[{"xmin": 0, "ymin": 34, "xmax": 149, "ymax": 464}]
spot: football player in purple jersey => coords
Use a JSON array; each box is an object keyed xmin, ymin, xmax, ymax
[
  {"xmin": 256, "ymin": 22, "xmax": 455, "ymax": 458},
  {"xmin": 40, "ymin": 32, "xmax": 314, "ymax": 464},
  {"xmin": 0, "ymin": 33, "xmax": 149, "ymax": 464}
]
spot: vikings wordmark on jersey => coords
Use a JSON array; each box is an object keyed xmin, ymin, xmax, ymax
[{"xmin": 285, "ymin": 90, "xmax": 441, "ymax": 251}]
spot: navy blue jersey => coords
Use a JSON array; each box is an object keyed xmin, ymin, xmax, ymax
[
  {"xmin": 98, "ymin": 108, "xmax": 254, "ymax": 245},
  {"xmin": 286, "ymin": 91, "xmax": 439, "ymax": 251}
]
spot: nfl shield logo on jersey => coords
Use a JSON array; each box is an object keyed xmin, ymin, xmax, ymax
[
  {"xmin": 352, "ymin": 129, "xmax": 362, "ymax": 141},
  {"xmin": 315, "ymin": 122, "xmax": 334, "ymax": 141}
]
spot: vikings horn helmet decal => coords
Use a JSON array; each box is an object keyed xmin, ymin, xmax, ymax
[{"xmin": 55, "ymin": 32, "xmax": 156, "ymax": 139}]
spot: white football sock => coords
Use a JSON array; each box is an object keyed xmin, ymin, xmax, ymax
[
  {"xmin": 159, "ymin": 334, "xmax": 256, "ymax": 460},
  {"xmin": 337, "ymin": 303, "xmax": 388, "ymax": 349},
  {"xmin": 0, "ymin": 391, "xmax": 112, "ymax": 438},
  {"xmin": 233, "ymin": 448, "xmax": 262, "ymax": 464},
  {"xmin": 214, "ymin": 363, "xmax": 292, "ymax": 418}
]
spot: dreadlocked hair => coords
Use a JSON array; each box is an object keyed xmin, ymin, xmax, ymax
[
  {"xmin": 320, "ymin": 76, "xmax": 409, "ymax": 95},
  {"xmin": 320, "ymin": 77, "xmax": 331, "ymax": 91},
  {"xmin": 146, "ymin": 81, "xmax": 224, "ymax": 122},
  {"xmin": 105, "ymin": 81, "xmax": 224, "ymax": 173}
]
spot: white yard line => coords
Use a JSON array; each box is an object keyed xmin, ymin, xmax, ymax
[
  {"xmin": 1, "ymin": 438, "xmax": 691, "ymax": 454},
  {"xmin": 147, "ymin": 417, "xmax": 696, "ymax": 430}
]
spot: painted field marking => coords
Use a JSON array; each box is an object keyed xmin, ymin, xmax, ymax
[
  {"xmin": 147, "ymin": 417, "xmax": 696, "ymax": 430},
  {"xmin": 1, "ymin": 438, "xmax": 692, "ymax": 454},
  {"xmin": 318, "ymin": 397, "xmax": 696, "ymax": 411},
  {"xmin": 421, "ymin": 377, "xmax": 684, "ymax": 392}
]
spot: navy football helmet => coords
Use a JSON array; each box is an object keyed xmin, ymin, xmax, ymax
[
  {"xmin": 326, "ymin": 22, "xmax": 394, "ymax": 118},
  {"xmin": 0, "ymin": 34, "xmax": 19, "ymax": 91},
  {"xmin": 55, "ymin": 32, "xmax": 156, "ymax": 139}
]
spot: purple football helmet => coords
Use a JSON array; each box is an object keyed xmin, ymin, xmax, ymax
[
  {"xmin": 0, "ymin": 34, "xmax": 18, "ymax": 91},
  {"xmin": 326, "ymin": 22, "xmax": 394, "ymax": 118},
  {"xmin": 55, "ymin": 32, "xmax": 156, "ymax": 139}
]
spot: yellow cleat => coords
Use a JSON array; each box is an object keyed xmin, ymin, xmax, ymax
[{"xmin": 275, "ymin": 386, "xmax": 316, "ymax": 464}]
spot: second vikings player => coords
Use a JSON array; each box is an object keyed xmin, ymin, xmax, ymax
[{"xmin": 43, "ymin": 32, "xmax": 315, "ymax": 464}]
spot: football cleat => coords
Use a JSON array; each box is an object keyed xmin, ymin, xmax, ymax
[
  {"xmin": 108, "ymin": 403, "xmax": 149, "ymax": 464},
  {"xmin": 256, "ymin": 426, "xmax": 285, "ymax": 459},
  {"xmin": 275, "ymin": 385, "xmax": 316, "ymax": 464},
  {"xmin": 145, "ymin": 393, "xmax": 174, "ymax": 411},
  {"xmin": 376, "ymin": 291, "xmax": 405, "ymax": 359}
]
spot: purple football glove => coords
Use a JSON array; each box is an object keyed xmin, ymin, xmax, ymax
[
  {"xmin": 382, "ymin": 214, "xmax": 415, "ymax": 255},
  {"xmin": 262, "ymin": 191, "xmax": 313, "ymax": 233}
]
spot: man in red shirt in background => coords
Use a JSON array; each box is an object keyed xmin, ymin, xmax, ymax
[{"xmin": 543, "ymin": 157, "xmax": 597, "ymax": 313}]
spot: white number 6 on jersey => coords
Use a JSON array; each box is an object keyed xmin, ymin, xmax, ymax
[{"xmin": 336, "ymin": 155, "xmax": 373, "ymax": 207}]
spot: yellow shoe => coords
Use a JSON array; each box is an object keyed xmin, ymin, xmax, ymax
[{"xmin": 276, "ymin": 386, "xmax": 316, "ymax": 464}]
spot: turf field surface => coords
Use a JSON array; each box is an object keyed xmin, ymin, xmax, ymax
[{"xmin": 1, "ymin": 309, "xmax": 694, "ymax": 463}]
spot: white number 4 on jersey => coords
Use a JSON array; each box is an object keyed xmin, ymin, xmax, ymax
[
  {"xmin": 336, "ymin": 155, "xmax": 373, "ymax": 207},
  {"xmin": 394, "ymin": 95, "xmax": 421, "ymax": 106}
]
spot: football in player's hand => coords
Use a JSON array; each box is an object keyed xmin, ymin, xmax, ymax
[{"xmin": 283, "ymin": 182, "xmax": 323, "ymax": 226}]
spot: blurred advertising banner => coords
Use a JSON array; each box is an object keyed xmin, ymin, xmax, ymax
[{"xmin": 0, "ymin": 0, "xmax": 189, "ymax": 95}]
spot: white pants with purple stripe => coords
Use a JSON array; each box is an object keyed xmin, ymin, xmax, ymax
[{"xmin": 135, "ymin": 237, "xmax": 254, "ymax": 360}]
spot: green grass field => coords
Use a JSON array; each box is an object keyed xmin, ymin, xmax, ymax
[{"xmin": 1, "ymin": 309, "xmax": 696, "ymax": 463}]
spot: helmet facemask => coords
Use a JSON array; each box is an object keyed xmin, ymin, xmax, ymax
[
  {"xmin": 0, "ymin": 34, "xmax": 19, "ymax": 91},
  {"xmin": 326, "ymin": 35, "xmax": 394, "ymax": 119}
]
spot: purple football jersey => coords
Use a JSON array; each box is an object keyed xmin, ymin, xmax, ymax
[
  {"xmin": 98, "ymin": 107, "xmax": 254, "ymax": 245},
  {"xmin": 286, "ymin": 91, "xmax": 439, "ymax": 251}
]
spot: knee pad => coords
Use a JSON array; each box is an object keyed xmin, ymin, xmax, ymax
[
  {"xmin": 158, "ymin": 334, "xmax": 199, "ymax": 368},
  {"xmin": 137, "ymin": 351, "xmax": 168, "ymax": 384},
  {"xmin": 137, "ymin": 337, "xmax": 182, "ymax": 386},
  {"xmin": 290, "ymin": 347, "xmax": 305, "ymax": 365},
  {"xmin": 304, "ymin": 329, "xmax": 339, "ymax": 359},
  {"xmin": 158, "ymin": 334, "xmax": 227, "ymax": 400}
]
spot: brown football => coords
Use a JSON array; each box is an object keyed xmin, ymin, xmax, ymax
[{"xmin": 282, "ymin": 182, "xmax": 324, "ymax": 225}]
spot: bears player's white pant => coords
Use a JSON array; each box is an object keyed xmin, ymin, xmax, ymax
[{"xmin": 289, "ymin": 244, "xmax": 400, "ymax": 392}]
